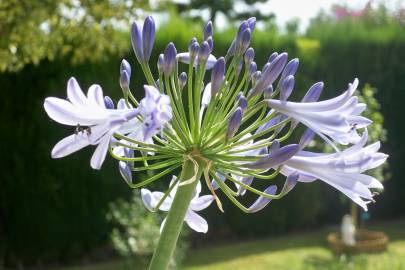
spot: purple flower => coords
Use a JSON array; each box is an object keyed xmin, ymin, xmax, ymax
[
  {"xmin": 141, "ymin": 177, "xmax": 214, "ymax": 233},
  {"xmin": 281, "ymin": 131, "xmax": 387, "ymax": 210},
  {"xmin": 177, "ymin": 52, "xmax": 217, "ymax": 70},
  {"xmin": 43, "ymin": 77, "xmax": 138, "ymax": 169},
  {"xmin": 267, "ymin": 79, "xmax": 371, "ymax": 145},
  {"xmin": 138, "ymin": 85, "xmax": 173, "ymax": 140}
]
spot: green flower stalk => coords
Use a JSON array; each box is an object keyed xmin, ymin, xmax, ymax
[{"xmin": 43, "ymin": 16, "xmax": 387, "ymax": 269}]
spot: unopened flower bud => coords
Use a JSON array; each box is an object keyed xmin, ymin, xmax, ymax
[
  {"xmin": 104, "ymin": 96, "xmax": 114, "ymax": 109},
  {"xmin": 120, "ymin": 59, "xmax": 131, "ymax": 79},
  {"xmin": 198, "ymin": 41, "xmax": 211, "ymax": 65},
  {"xmin": 206, "ymin": 36, "xmax": 213, "ymax": 51},
  {"xmin": 237, "ymin": 95, "xmax": 248, "ymax": 114},
  {"xmin": 142, "ymin": 16, "xmax": 155, "ymax": 62},
  {"xmin": 302, "ymin": 82, "xmax": 324, "ymax": 102},
  {"xmin": 120, "ymin": 70, "xmax": 130, "ymax": 91},
  {"xmin": 251, "ymin": 70, "xmax": 261, "ymax": 87},
  {"xmin": 131, "ymin": 22, "xmax": 143, "ymax": 63},
  {"xmin": 280, "ymin": 75, "xmax": 295, "ymax": 101},
  {"xmin": 163, "ymin": 42, "xmax": 177, "ymax": 76},
  {"xmin": 235, "ymin": 60, "xmax": 243, "ymax": 77},
  {"xmin": 245, "ymin": 144, "xmax": 299, "ymax": 170},
  {"xmin": 280, "ymin": 58, "xmax": 299, "ymax": 80},
  {"xmin": 203, "ymin": 21, "xmax": 213, "ymax": 40},
  {"xmin": 236, "ymin": 21, "xmax": 249, "ymax": 49},
  {"xmin": 239, "ymin": 29, "xmax": 251, "ymax": 54},
  {"xmin": 247, "ymin": 17, "xmax": 256, "ymax": 32},
  {"xmin": 244, "ymin": 48, "xmax": 255, "ymax": 66},
  {"xmin": 189, "ymin": 41, "xmax": 200, "ymax": 61},
  {"xmin": 157, "ymin": 54, "xmax": 164, "ymax": 74},
  {"xmin": 268, "ymin": 52, "xmax": 278, "ymax": 63},
  {"xmin": 248, "ymin": 62, "xmax": 257, "ymax": 79},
  {"xmin": 226, "ymin": 39, "xmax": 236, "ymax": 57},
  {"xmin": 211, "ymin": 57, "xmax": 225, "ymax": 96},
  {"xmin": 179, "ymin": 72, "xmax": 187, "ymax": 90},
  {"xmin": 252, "ymin": 52, "xmax": 288, "ymax": 95},
  {"xmin": 263, "ymin": 85, "xmax": 273, "ymax": 99},
  {"xmin": 248, "ymin": 185, "xmax": 277, "ymax": 213},
  {"xmin": 226, "ymin": 107, "xmax": 243, "ymax": 140},
  {"xmin": 262, "ymin": 62, "xmax": 270, "ymax": 73}
]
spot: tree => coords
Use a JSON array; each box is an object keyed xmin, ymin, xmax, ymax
[
  {"xmin": 0, "ymin": 0, "xmax": 149, "ymax": 72},
  {"xmin": 172, "ymin": 0, "xmax": 274, "ymax": 24}
]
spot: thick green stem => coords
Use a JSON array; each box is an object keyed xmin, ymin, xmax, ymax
[{"xmin": 148, "ymin": 156, "xmax": 205, "ymax": 270}]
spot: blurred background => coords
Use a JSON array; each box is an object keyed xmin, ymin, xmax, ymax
[{"xmin": 1, "ymin": 0, "xmax": 405, "ymax": 269}]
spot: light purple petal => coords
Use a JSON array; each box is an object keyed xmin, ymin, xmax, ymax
[
  {"xmin": 248, "ymin": 185, "xmax": 277, "ymax": 213},
  {"xmin": 190, "ymin": 195, "xmax": 214, "ymax": 211},
  {"xmin": 67, "ymin": 77, "xmax": 88, "ymax": 107},
  {"xmin": 119, "ymin": 161, "xmax": 132, "ymax": 184},
  {"xmin": 185, "ymin": 210, "xmax": 209, "ymax": 233},
  {"xmin": 87, "ymin": 84, "xmax": 106, "ymax": 109},
  {"xmin": 90, "ymin": 134, "xmax": 111, "ymax": 169}
]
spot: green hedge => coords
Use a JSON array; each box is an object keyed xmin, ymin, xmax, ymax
[{"xmin": 1, "ymin": 18, "xmax": 404, "ymax": 265}]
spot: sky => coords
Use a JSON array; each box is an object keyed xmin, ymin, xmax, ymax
[{"xmin": 228, "ymin": 0, "xmax": 404, "ymax": 32}]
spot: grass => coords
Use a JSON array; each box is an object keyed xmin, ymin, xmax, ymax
[{"xmin": 59, "ymin": 219, "xmax": 405, "ymax": 270}]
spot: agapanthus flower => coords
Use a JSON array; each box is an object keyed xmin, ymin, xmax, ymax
[
  {"xmin": 44, "ymin": 15, "xmax": 388, "ymax": 268},
  {"xmin": 141, "ymin": 177, "xmax": 214, "ymax": 233}
]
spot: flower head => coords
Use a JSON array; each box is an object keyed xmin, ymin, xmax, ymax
[{"xmin": 44, "ymin": 16, "xmax": 387, "ymax": 234}]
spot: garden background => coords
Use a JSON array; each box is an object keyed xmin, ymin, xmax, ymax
[{"xmin": 1, "ymin": 1, "xmax": 404, "ymax": 268}]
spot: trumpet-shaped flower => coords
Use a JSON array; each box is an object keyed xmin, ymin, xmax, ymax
[
  {"xmin": 44, "ymin": 77, "xmax": 139, "ymax": 169},
  {"xmin": 141, "ymin": 177, "xmax": 214, "ymax": 233},
  {"xmin": 267, "ymin": 79, "xmax": 371, "ymax": 145},
  {"xmin": 281, "ymin": 131, "xmax": 387, "ymax": 210}
]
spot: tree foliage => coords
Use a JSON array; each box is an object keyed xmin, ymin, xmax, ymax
[{"xmin": 0, "ymin": 0, "xmax": 149, "ymax": 72}]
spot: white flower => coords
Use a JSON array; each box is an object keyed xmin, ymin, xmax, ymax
[
  {"xmin": 267, "ymin": 79, "xmax": 372, "ymax": 145},
  {"xmin": 141, "ymin": 177, "xmax": 214, "ymax": 233},
  {"xmin": 281, "ymin": 131, "xmax": 388, "ymax": 211},
  {"xmin": 43, "ymin": 77, "xmax": 138, "ymax": 169}
]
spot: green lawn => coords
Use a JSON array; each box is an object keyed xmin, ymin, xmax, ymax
[{"xmin": 61, "ymin": 219, "xmax": 405, "ymax": 270}]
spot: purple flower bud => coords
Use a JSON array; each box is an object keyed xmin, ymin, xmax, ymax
[
  {"xmin": 104, "ymin": 96, "xmax": 114, "ymax": 109},
  {"xmin": 244, "ymin": 48, "xmax": 255, "ymax": 66},
  {"xmin": 280, "ymin": 58, "xmax": 299, "ymax": 80},
  {"xmin": 120, "ymin": 70, "xmax": 130, "ymax": 90},
  {"xmin": 270, "ymin": 140, "xmax": 280, "ymax": 152},
  {"xmin": 189, "ymin": 41, "xmax": 200, "ymax": 61},
  {"xmin": 157, "ymin": 54, "xmax": 164, "ymax": 74},
  {"xmin": 131, "ymin": 22, "xmax": 144, "ymax": 63},
  {"xmin": 198, "ymin": 41, "xmax": 211, "ymax": 65},
  {"xmin": 237, "ymin": 95, "xmax": 248, "ymax": 114},
  {"xmin": 142, "ymin": 16, "xmax": 155, "ymax": 62},
  {"xmin": 163, "ymin": 42, "xmax": 177, "ymax": 76},
  {"xmin": 299, "ymin": 128, "xmax": 315, "ymax": 150},
  {"xmin": 252, "ymin": 52, "xmax": 288, "ymax": 95},
  {"xmin": 247, "ymin": 17, "xmax": 256, "ymax": 32},
  {"xmin": 262, "ymin": 62, "xmax": 270, "ymax": 73},
  {"xmin": 235, "ymin": 60, "xmax": 244, "ymax": 77},
  {"xmin": 268, "ymin": 52, "xmax": 278, "ymax": 63},
  {"xmin": 120, "ymin": 59, "xmax": 132, "ymax": 78},
  {"xmin": 238, "ymin": 29, "xmax": 251, "ymax": 54},
  {"xmin": 263, "ymin": 85, "xmax": 273, "ymax": 99},
  {"xmin": 248, "ymin": 62, "xmax": 257, "ymax": 79},
  {"xmin": 189, "ymin": 37, "xmax": 197, "ymax": 46},
  {"xmin": 251, "ymin": 70, "xmax": 261, "ymax": 87},
  {"xmin": 226, "ymin": 107, "xmax": 243, "ymax": 140},
  {"xmin": 179, "ymin": 72, "xmax": 187, "ymax": 90},
  {"xmin": 245, "ymin": 144, "xmax": 299, "ymax": 170},
  {"xmin": 248, "ymin": 185, "xmax": 277, "ymax": 213},
  {"xmin": 302, "ymin": 82, "xmax": 324, "ymax": 102},
  {"xmin": 211, "ymin": 57, "xmax": 225, "ymax": 96},
  {"xmin": 119, "ymin": 148, "xmax": 134, "ymax": 184},
  {"xmin": 280, "ymin": 173, "xmax": 299, "ymax": 196},
  {"xmin": 280, "ymin": 75, "xmax": 295, "ymax": 101},
  {"xmin": 203, "ymin": 21, "xmax": 213, "ymax": 40},
  {"xmin": 236, "ymin": 21, "xmax": 249, "ymax": 47},
  {"xmin": 226, "ymin": 39, "xmax": 236, "ymax": 57},
  {"xmin": 206, "ymin": 36, "xmax": 214, "ymax": 51}
]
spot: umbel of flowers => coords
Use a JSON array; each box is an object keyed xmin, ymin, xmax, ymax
[{"xmin": 43, "ymin": 16, "xmax": 387, "ymax": 269}]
